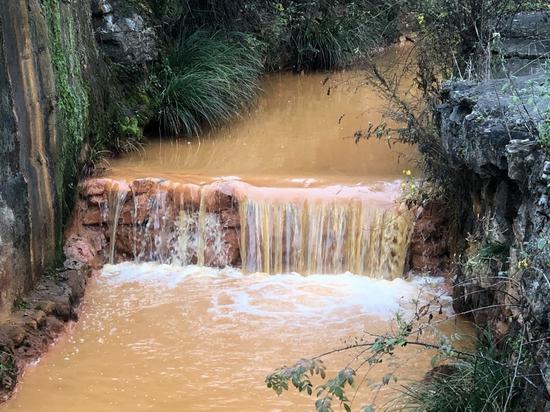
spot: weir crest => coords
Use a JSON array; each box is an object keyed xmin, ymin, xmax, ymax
[{"xmin": 67, "ymin": 178, "xmax": 414, "ymax": 279}]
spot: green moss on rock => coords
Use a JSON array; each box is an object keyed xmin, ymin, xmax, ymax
[{"xmin": 40, "ymin": 0, "xmax": 91, "ymax": 229}]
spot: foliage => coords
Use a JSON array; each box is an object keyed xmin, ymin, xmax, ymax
[
  {"xmin": 399, "ymin": 330, "xmax": 526, "ymax": 412},
  {"xmin": 152, "ymin": 31, "xmax": 264, "ymax": 136},
  {"xmin": 406, "ymin": 0, "xmax": 546, "ymax": 81},
  {"xmin": 267, "ymin": 1, "xmax": 398, "ymax": 70},
  {"xmin": 115, "ymin": 116, "xmax": 145, "ymax": 153},
  {"xmin": 265, "ymin": 301, "xmax": 452, "ymax": 412},
  {"xmin": 265, "ymin": 287, "xmax": 536, "ymax": 412},
  {"xmin": 500, "ymin": 60, "xmax": 550, "ymax": 153},
  {"xmin": 0, "ymin": 346, "xmax": 17, "ymax": 393},
  {"xmin": 464, "ymin": 241, "xmax": 508, "ymax": 274},
  {"xmin": 152, "ymin": 0, "xmax": 399, "ymax": 71},
  {"xmin": 537, "ymin": 63, "xmax": 550, "ymax": 152},
  {"xmin": 12, "ymin": 298, "xmax": 30, "ymax": 311},
  {"xmin": 539, "ymin": 118, "xmax": 550, "ymax": 153}
]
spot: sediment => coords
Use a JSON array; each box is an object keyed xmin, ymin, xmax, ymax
[{"xmin": 0, "ymin": 266, "xmax": 90, "ymax": 402}]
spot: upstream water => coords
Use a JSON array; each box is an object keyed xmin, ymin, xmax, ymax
[
  {"xmin": 108, "ymin": 67, "xmax": 418, "ymax": 186},
  {"xmin": 3, "ymin": 56, "xmax": 474, "ymax": 411}
]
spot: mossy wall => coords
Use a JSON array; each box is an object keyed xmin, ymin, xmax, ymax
[
  {"xmin": 0, "ymin": 0, "xmax": 107, "ymax": 317},
  {"xmin": 41, "ymin": 0, "xmax": 91, "ymax": 228}
]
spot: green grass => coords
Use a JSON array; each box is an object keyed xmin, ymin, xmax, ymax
[
  {"xmin": 398, "ymin": 331, "xmax": 524, "ymax": 412},
  {"xmin": 281, "ymin": 1, "xmax": 396, "ymax": 71},
  {"xmin": 152, "ymin": 0, "xmax": 398, "ymax": 72},
  {"xmin": 153, "ymin": 31, "xmax": 264, "ymax": 137}
]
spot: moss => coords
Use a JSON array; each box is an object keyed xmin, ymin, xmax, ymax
[{"xmin": 40, "ymin": 0, "xmax": 91, "ymax": 255}]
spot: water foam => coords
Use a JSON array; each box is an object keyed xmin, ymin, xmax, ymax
[{"xmin": 101, "ymin": 263, "xmax": 448, "ymax": 324}]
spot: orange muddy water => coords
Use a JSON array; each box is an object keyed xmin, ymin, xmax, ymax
[
  {"xmin": 4, "ymin": 265, "xmax": 472, "ymax": 412},
  {"xmin": 107, "ymin": 59, "xmax": 418, "ymax": 187}
]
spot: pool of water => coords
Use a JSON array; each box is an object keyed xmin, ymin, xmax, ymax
[
  {"xmin": 107, "ymin": 57, "xmax": 418, "ymax": 187},
  {"xmin": 3, "ymin": 264, "xmax": 472, "ymax": 411}
]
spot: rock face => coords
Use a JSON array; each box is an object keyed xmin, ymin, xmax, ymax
[
  {"xmin": 92, "ymin": 0, "xmax": 158, "ymax": 69},
  {"xmin": 408, "ymin": 199, "xmax": 451, "ymax": 274},
  {"xmin": 65, "ymin": 178, "xmax": 242, "ymax": 270},
  {"xmin": 437, "ymin": 39, "xmax": 550, "ymax": 404},
  {"xmin": 0, "ymin": 1, "xmax": 62, "ymax": 319},
  {"xmin": 496, "ymin": 11, "xmax": 550, "ymax": 76},
  {"xmin": 0, "ymin": 0, "xmax": 108, "ymax": 318},
  {"xmin": 0, "ymin": 267, "xmax": 90, "ymax": 402}
]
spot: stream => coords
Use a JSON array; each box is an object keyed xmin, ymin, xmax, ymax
[{"xmin": 2, "ymin": 58, "xmax": 474, "ymax": 411}]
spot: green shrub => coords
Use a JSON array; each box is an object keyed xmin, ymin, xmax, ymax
[
  {"xmin": 152, "ymin": 0, "xmax": 399, "ymax": 71},
  {"xmin": 0, "ymin": 345, "xmax": 17, "ymax": 394},
  {"xmin": 276, "ymin": 1, "xmax": 397, "ymax": 70},
  {"xmin": 538, "ymin": 118, "xmax": 550, "ymax": 153},
  {"xmin": 152, "ymin": 31, "xmax": 264, "ymax": 136},
  {"xmin": 537, "ymin": 63, "xmax": 550, "ymax": 152},
  {"xmin": 399, "ymin": 331, "xmax": 525, "ymax": 412}
]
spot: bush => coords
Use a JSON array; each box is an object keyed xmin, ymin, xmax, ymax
[
  {"xmin": 152, "ymin": 31, "xmax": 264, "ymax": 136},
  {"xmin": 399, "ymin": 331, "xmax": 526, "ymax": 412},
  {"xmin": 153, "ymin": 0, "xmax": 399, "ymax": 71},
  {"xmin": 538, "ymin": 118, "xmax": 550, "ymax": 153},
  {"xmin": 274, "ymin": 1, "xmax": 399, "ymax": 70}
]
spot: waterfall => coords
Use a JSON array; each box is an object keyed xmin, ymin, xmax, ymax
[
  {"xmin": 106, "ymin": 182, "xmax": 129, "ymax": 264},
  {"xmin": 239, "ymin": 197, "xmax": 412, "ymax": 278},
  {"xmin": 97, "ymin": 179, "xmax": 413, "ymax": 278}
]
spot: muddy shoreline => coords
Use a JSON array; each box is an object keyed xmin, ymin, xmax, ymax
[{"xmin": 0, "ymin": 266, "xmax": 91, "ymax": 402}]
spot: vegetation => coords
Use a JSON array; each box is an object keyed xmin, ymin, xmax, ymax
[
  {"xmin": 40, "ymin": 0, "xmax": 90, "ymax": 227},
  {"xmin": 0, "ymin": 346, "xmax": 16, "ymax": 395},
  {"xmin": 153, "ymin": 0, "xmax": 399, "ymax": 71},
  {"xmin": 399, "ymin": 331, "xmax": 526, "ymax": 412},
  {"xmin": 152, "ymin": 31, "xmax": 264, "ymax": 136},
  {"xmin": 261, "ymin": 2, "xmax": 549, "ymax": 411},
  {"xmin": 464, "ymin": 241, "xmax": 508, "ymax": 274},
  {"xmin": 537, "ymin": 63, "xmax": 550, "ymax": 153},
  {"xmin": 265, "ymin": 289, "xmax": 536, "ymax": 412},
  {"xmin": 540, "ymin": 118, "xmax": 550, "ymax": 153},
  {"xmin": 12, "ymin": 298, "xmax": 30, "ymax": 312}
]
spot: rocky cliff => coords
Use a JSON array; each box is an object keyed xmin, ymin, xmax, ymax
[
  {"xmin": 0, "ymin": 0, "xmax": 106, "ymax": 319},
  {"xmin": 436, "ymin": 12, "xmax": 550, "ymax": 406}
]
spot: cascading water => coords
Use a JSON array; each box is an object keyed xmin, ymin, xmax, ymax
[
  {"xmin": 106, "ymin": 182, "xmax": 129, "ymax": 264},
  {"xmin": 101, "ymin": 179, "xmax": 413, "ymax": 278},
  {"xmin": 4, "ymin": 69, "xmax": 475, "ymax": 412},
  {"xmin": 240, "ymin": 197, "xmax": 412, "ymax": 277}
]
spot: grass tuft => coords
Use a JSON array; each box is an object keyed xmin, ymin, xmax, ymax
[
  {"xmin": 398, "ymin": 330, "xmax": 524, "ymax": 412},
  {"xmin": 153, "ymin": 31, "xmax": 264, "ymax": 137}
]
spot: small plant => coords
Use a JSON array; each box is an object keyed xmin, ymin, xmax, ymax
[
  {"xmin": 12, "ymin": 297, "xmax": 30, "ymax": 311},
  {"xmin": 153, "ymin": 0, "xmax": 399, "ymax": 72},
  {"xmin": 119, "ymin": 116, "xmax": 141, "ymax": 140},
  {"xmin": 400, "ymin": 169, "xmax": 418, "ymax": 199},
  {"xmin": 0, "ymin": 346, "xmax": 17, "ymax": 393},
  {"xmin": 265, "ymin": 291, "xmax": 534, "ymax": 412},
  {"xmin": 464, "ymin": 241, "xmax": 508, "ymax": 274},
  {"xmin": 81, "ymin": 140, "xmax": 110, "ymax": 176},
  {"xmin": 538, "ymin": 117, "xmax": 550, "ymax": 153}
]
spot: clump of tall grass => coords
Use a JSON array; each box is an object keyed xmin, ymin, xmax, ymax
[
  {"xmin": 398, "ymin": 331, "xmax": 526, "ymax": 412},
  {"xmin": 281, "ymin": 1, "xmax": 397, "ymax": 71},
  {"xmin": 152, "ymin": 0, "xmax": 398, "ymax": 72},
  {"xmin": 153, "ymin": 31, "xmax": 264, "ymax": 137}
]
